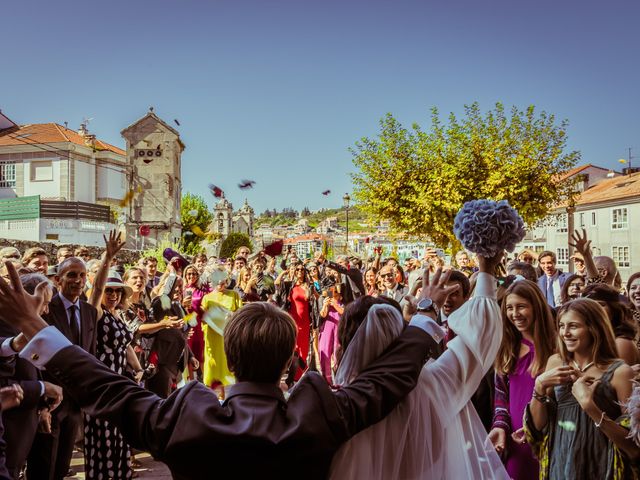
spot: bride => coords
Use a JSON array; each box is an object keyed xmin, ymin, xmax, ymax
[{"xmin": 329, "ymin": 253, "xmax": 509, "ymax": 480}]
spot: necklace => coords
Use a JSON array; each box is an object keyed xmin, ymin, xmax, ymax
[{"xmin": 572, "ymin": 360, "xmax": 595, "ymax": 372}]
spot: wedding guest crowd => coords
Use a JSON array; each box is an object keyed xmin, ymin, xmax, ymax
[{"xmin": 1, "ymin": 221, "xmax": 640, "ymax": 479}]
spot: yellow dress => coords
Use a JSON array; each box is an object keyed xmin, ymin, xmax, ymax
[{"xmin": 201, "ymin": 289, "xmax": 242, "ymax": 388}]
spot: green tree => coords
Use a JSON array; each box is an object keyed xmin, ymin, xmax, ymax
[
  {"xmin": 180, "ymin": 193, "xmax": 214, "ymax": 255},
  {"xmin": 351, "ymin": 102, "xmax": 580, "ymax": 247},
  {"xmin": 219, "ymin": 232, "xmax": 252, "ymax": 259}
]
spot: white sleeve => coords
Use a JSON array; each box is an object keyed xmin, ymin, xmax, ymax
[
  {"xmin": 422, "ymin": 272, "xmax": 502, "ymax": 424},
  {"xmin": 409, "ymin": 314, "xmax": 446, "ymax": 344},
  {"xmin": 19, "ymin": 326, "xmax": 72, "ymax": 370}
]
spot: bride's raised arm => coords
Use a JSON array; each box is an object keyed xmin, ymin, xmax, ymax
[{"xmin": 422, "ymin": 254, "xmax": 502, "ymax": 425}]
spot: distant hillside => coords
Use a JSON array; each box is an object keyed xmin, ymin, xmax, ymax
[{"xmin": 255, "ymin": 205, "xmax": 371, "ymax": 231}]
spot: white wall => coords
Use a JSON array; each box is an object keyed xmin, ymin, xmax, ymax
[
  {"xmin": 23, "ymin": 158, "xmax": 61, "ymax": 199},
  {"xmin": 0, "ymin": 219, "xmax": 39, "ymax": 241},
  {"xmin": 39, "ymin": 218, "xmax": 115, "ymax": 246},
  {"xmin": 97, "ymin": 163, "xmax": 126, "ymax": 200},
  {"xmin": 74, "ymin": 159, "xmax": 95, "ymax": 202}
]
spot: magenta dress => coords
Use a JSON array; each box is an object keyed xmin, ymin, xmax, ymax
[
  {"xmin": 319, "ymin": 305, "xmax": 341, "ymax": 384},
  {"xmin": 188, "ymin": 285, "xmax": 211, "ymax": 364},
  {"xmin": 505, "ymin": 338, "xmax": 539, "ymax": 480}
]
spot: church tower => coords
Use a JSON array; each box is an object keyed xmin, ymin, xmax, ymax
[
  {"xmin": 121, "ymin": 108, "xmax": 184, "ymax": 247},
  {"xmin": 212, "ymin": 195, "xmax": 233, "ymax": 237},
  {"xmin": 233, "ymin": 198, "xmax": 255, "ymax": 238}
]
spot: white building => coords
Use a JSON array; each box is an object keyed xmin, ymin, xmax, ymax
[
  {"xmin": 0, "ymin": 121, "xmax": 124, "ymax": 245},
  {"xmin": 518, "ymin": 165, "xmax": 639, "ymax": 280}
]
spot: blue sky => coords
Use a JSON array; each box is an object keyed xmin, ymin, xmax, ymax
[{"xmin": 2, "ymin": 0, "xmax": 638, "ymax": 212}]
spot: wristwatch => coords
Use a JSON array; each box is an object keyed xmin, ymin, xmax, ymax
[{"xmin": 416, "ymin": 298, "xmax": 438, "ymax": 315}]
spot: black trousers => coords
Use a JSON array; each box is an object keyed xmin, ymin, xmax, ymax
[{"xmin": 26, "ymin": 407, "xmax": 81, "ymax": 480}]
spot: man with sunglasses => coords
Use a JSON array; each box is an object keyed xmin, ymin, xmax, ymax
[
  {"xmin": 378, "ymin": 264, "xmax": 407, "ymax": 302},
  {"xmin": 28, "ymin": 256, "xmax": 98, "ymax": 480}
]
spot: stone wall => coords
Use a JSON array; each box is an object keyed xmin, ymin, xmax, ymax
[{"xmin": 0, "ymin": 238, "xmax": 142, "ymax": 265}]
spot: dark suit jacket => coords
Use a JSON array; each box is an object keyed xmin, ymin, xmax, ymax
[
  {"xmin": 42, "ymin": 295, "xmax": 97, "ymax": 415},
  {"xmin": 0, "ymin": 322, "xmax": 43, "ymax": 477},
  {"xmin": 326, "ymin": 261, "xmax": 366, "ymax": 304},
  {"xmin": 45, "ymin": 325, "xmax": 436, "ymax": 479}
]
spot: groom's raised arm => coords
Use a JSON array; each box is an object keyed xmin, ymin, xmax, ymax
[{"xmin": 0, "ymin": 262, "xmax": 201, "ymax": 459}]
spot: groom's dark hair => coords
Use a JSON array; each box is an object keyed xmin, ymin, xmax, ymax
[
  {"xmin": 224, "ymin": 302, "xmax": 297, "ymax": 383},
  {"xmin": 336, "ymin": 296, "xmax": 402, "ymax": 365}
]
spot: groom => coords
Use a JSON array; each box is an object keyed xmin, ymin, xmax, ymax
[{"xmin": 0, "ymin": 262, "xmax": 456, "ymax": 480}]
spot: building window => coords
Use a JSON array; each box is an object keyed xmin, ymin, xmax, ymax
[
  {"xmin": 557, "ymin": 248, "xmax": 569, "ymax": 265},
  {"xmin": 591, "ymin": 211, "xmax": 597, "ymax": 226},
  {"xmin": 556, "ymin": 214, "xmax": 568, "ymax": 233},
  {"xmin": 30, "ymin": 160, "xmax": 53, "ymax": 181},
  {"xmin": 611, "ymin": 208, "xmax": 628, "ymax": 230},
  {"xmin": 0, "ymin": 162, "xmax": 16, "ymax": 188},
  {"xmin": 579, "ymin": 212, "xmax": 585, "ymax": 228},
  {"xmin": 612, "ymin": 246, "xmax": 630, "ymax": 268}
]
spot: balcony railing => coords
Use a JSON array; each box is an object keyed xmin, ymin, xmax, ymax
[{"xmin": 0, "ymin": 195, "xmax": 113, "ymax": 223}]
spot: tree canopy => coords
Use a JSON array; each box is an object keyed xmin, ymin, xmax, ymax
[
  {"xmin": 180, "ymin": 192, "xmax": 214, "ymax": 254},
  {"xmin": 350, "ymin": 102, "xmax": 580, "ymax": 247},
  {"xmin": 219, "ymin": 232, "xmax": 252, "ymax": 259}
]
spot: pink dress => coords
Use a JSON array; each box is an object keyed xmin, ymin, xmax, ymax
[{"xmin": 188, "ymin": 285, "xmax": 210, "ymax": 364}]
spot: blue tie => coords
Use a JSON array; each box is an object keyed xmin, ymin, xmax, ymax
[{"xmin": 546, "ymin": 277, "xmax": 555, "ymax": 307}]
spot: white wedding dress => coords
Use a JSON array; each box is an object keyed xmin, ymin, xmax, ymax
[{"xmin": 329, "ymin": 273, "xmax": 509, "ymax": 480}]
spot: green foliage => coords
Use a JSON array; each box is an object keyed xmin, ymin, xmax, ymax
[
  {"xmin": 351, "ymin": 102, "xmax": 580, "ymax": 247},
  {"xmin": 139, "ymin": 239, "xmax": 182, "ymax": 271},
  {"xmin": 219, "ymin": 232, "xmax": 252, "ymax": 259},
  {"xmin": 180, "ymin": 193, "xmax": 214, "ymax": 254}
]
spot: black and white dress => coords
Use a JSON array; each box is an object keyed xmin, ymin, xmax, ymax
[{"xmin": 83, "ymin": 309, "xmax": 134, "ymax": 479}]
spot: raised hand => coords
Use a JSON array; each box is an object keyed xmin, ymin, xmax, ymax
[
  {"xmin": 569, "ymin": 229, "xmax": 591, "ymax": 256},
  {"xmin": 477, "ymin": 251, "xmax": 504, "ymax": 276},
  {"xmin": 571, "ymin": 375, "xmax": 598, "ymax": 410},
  {"xmin": 103, "ymin": 229, "xmax": 126, "ymax": 260},
  {"xmin": 43, "ymin": 381, "xmax": 63, "ymax": 411},
  {"xmin": 0, "ymin": 261, "xmax": 50, "ymax": 339},
  {"xmin": 419, "ymin": 268, "xmax": 460, "ymax": 309}
]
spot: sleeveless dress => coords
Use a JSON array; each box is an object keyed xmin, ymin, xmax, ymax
[
  {"xmin": 201, "ymin": 290, "xmax": 242, "ymax": 388},
  {"xmin": 548, "ymin": 361, "xmax": 630, "ymax": 479},
  {"xmin": 83, "ymin": 310, "xmax": 134, "ymax": 480}
]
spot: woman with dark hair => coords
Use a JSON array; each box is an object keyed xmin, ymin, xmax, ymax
[
  {"xmin": 582, "ymin": 283, "xmax": 639, "ymax": 365},
  {"xmin": 489, "ymin": 279, "xmax": 557, "ymax": 480},
  {"xmin": 85, "ymin": 231, "xmax": 138, "ymax": 479},
  {"xmin": 559, "ymin": 273, "xmax": 585, "ymax": 305},
  {"xmin": 330, "ymin": 259, "xmax": 508, "ymax": 479},
  {"xmin": 525, "ymin": 298, "xmax": 639, "ymax": 478},
  {"xmin": 363, "ymin": 267, "xmax": 379, "ymax": 296}
]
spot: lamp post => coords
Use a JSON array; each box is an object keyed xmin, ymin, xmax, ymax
[{"xmin": 343, "ymin": 193, "xmax": 351, "ymax": 254}]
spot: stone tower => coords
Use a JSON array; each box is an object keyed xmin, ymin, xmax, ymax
[
  {"xmin": 212, "ymin": 195, "xmax": 233, "ymax": 237},
  {"xmin": 121, "ymin": 108, "xmax": 184, "ymax": 248},
  {"xmin": 233, "ymin": 198, "xmax": 255, "ymax": 237}
]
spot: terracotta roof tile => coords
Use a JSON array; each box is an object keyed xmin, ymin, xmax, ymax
[
  {"xmin": 576, "ymin": 172, "xmax": 640, "ymax": 206},
  {"xmin": 0, "ymin": 123, "xmax": 125, "ymax": 155}
]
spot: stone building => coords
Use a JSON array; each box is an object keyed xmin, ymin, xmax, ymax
[
  {"xmin": 121, "ymin": 108, "xmax": 184, "ymax": 248},
  {"xmin": 211, "ymin": 197, "xmax": 255, "ymax": 239}
]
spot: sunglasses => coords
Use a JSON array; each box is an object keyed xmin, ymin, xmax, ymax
[
  {"xmin": 105, "ymin": 288, "xmax": 123, "ymax": 295},
  {"xmin": 295, "ymin": 267, "xmax": 305, "ymax": 271}
]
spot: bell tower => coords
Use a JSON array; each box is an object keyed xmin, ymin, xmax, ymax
[{"xmin": 121, "ymin": 108, "xmax": 185, "ymax": 247}]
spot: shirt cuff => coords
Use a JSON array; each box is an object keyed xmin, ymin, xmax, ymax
[
  {"xmin": 39, "ymin": 381, "xmax": 45, "ymax": 397},
  {"xmin": 0, "ymin": 337, "xmax": 17, "ymax": 357},
  {"xmin": 19, "ymin": 326, "xmax": 72, "ymax": 370},
  {"xmin": 474, "ymin": 272, "xmax": 497, "ymax": 299},
  {"xmin": 410, "ymin": 314, "xmax": 446, "ymax": 344}
]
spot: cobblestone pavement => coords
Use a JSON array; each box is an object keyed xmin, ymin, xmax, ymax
[{"xmin": 67, "ymin": 450, "xmax": 172, "ymax": 479}]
